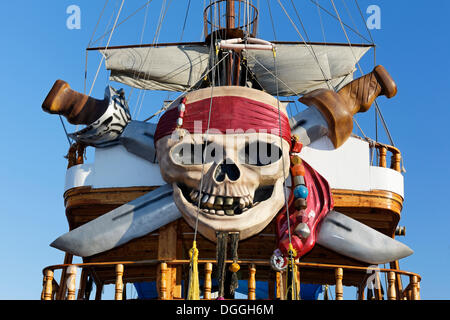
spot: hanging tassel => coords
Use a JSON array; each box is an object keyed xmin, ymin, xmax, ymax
[
  {"xmin": 285, "ymin": 243, "xmax": 299, "ymax": 300},
  {"xmin": 187, "ymin": 241, "xmax": 200, "ymax": 300},
  {"xmin": 228, "ymin": 233, "xmax": 240, "ymax": 297},
  {"xmin": 216, "ymin": 232, "xmax": 228, "ymax": 299}
]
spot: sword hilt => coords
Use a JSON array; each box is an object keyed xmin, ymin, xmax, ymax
[
  {"xmin": 42, "ymin": 80, "xmax": 109, "ymax": 125},
  {"xmin": 299, "ymin": 65, "xmax": 397, "ymax": 148}
]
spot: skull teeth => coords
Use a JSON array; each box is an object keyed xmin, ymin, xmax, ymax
[{"xmin": 188, "ymin": 189, "xmax": 255, "ymax": 216}]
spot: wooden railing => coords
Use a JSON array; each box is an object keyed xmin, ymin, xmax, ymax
[
  {"xmin": 203, "ymin": 0, "xmax": 258, "ymax": 38},
  {"xmin": 42, "ymin": 259, "xmax": 421, "ymax": 301},
  {"xmin": 369, "ymin": 140, "xmax": 403, "ymax": 173}
]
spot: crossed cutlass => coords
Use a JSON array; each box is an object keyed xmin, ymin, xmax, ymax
[{"xmin": 43, "ymin": 66, "xmax": 413, "ymax": 264}]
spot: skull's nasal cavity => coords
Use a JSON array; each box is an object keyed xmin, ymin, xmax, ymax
[{"xmin": 214, "ymin": 159, "xmax": 240, "ymax": 182}]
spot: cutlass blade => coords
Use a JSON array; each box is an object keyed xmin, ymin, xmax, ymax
[
  {"xmin": 50, "ymin": 184, "xmax": 181, "ymax": 257},
  {"xmin": 316, "ymin": 211, "xmax": 413, "ymax": 264},
  {"xmin": 289, "ymin": 106, "xmax": 329, "ymax": 146}
]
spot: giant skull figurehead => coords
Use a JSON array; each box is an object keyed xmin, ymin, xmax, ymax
[{"xmin": 155, "ymin": 86, "xmax": 291, "ymax": 242}]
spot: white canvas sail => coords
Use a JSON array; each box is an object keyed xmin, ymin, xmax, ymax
[
  {"xmin": 101, "ymin": 43, "xmax": 370, "ymax": 96},
  {"xmin": 245, "ymin": 43, "xmax": 371, "ymax": 96},
  {"xmin": 102, "ymin": 45, "xmax": 210, "ymax": 92}
]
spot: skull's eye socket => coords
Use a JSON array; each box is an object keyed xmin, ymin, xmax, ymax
[
  {"xmin": 239, "ymin": 141, "xmax": 282, "ymax": 166},
  {"xmin": 171, "ymin": 142, "xmax": 223, "ymax": 165}
]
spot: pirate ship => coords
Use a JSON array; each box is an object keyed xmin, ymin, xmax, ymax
[{"xmin": 41, "ymin": 0, "xmax": 421, "ymax": 300}]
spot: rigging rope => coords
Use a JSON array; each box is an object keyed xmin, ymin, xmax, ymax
[
  {"xmin": 315, "ymin": 0, "xmax": 327, "ymax": 43},
  {"xmin": 130, "ymin": 0, "xmax": 151, "ymax": 119},
  {"xmin": 142, "ymin": 52, "xmax": 231, "ymax": 122},
  {"xmin": 330, "ymin": 0, "xmax": 397, "ymax": 149},
  {"xmin": 290, "ymin": 0, "xmax": 311, "ymax": 42},
  {"xmin": 308, "ymin": 0, "xmax": 371, "ymax": 43},
  {"xmin": 266, "ymin": 0, "xmax": 277, "ymax": 40},
  {"xmin": 341, "ymin": 0, "xmax": 360, "ymax": 43},
  {"xmin": 58, "ymin": 115, "xmax": 72, "ymax": 146},
  {"xmin": 88, "ymin": 0, "xmax": 125, "ymax": 98},
  {"xmin": 78, "ymin": 0, "xmax": 117, "ymax": 132},
  {"xmin": 84, "ymin": 0, "xmax": 109, "ymax": 94},
  {"xmin": 129, "ymin": 0, "xmax": 173, "ymax": 118},
  {"xmin": 276, "ymin": 0, "xmax": 333, "ymax": 91},
  {"xmin": 187, "ymin": 14, "xmax": 218, "ymax": 298},
  {"xmin": 272, "ymin": 43, "xmax": 298, "ymax": 299},
  {"xmin": 91, "ymin": 0, "xmax": 155, "ymax": 47},
  {"xmin": 180, "ymin": 0, "xmax": 192, "ymax": 41}
]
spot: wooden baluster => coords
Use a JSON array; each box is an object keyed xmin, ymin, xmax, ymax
[
  {"xmin": 248, "ymin": 264, "xmax": 256, "ymax": 300},
  {"xmin": 390, "ymin": 152, "xmax": 402, "ymax": 172},
  {"xmin": 387, "ymin": 272, "xmax": 397, "ymax": 300},
  {"xmin": 159, "ymin": 262, "xmax": 168, "ymax": 300},
  {"xmin": 335, "ymin": 268, "xmax": 344, "ymax": 300},
  {"xmin": 417, "ymin": 280, "xmax": 421, "ymax": 300},
  {"xmin": 66, "ymin": 266, "xmax": 77, "ymax": 300},
  {"xmin": 390, "ymin": 260, "xmax": 404, "ymax": 299},
  {"xmin": 115, "ymin": 264, "xmax": 124, "ymax": 300},
  {"xmin": 41, "ymin": 273, "xmax": 47, "ymax": 300},
  {"xmin": 410, "ymin": 275, "xmax": 419, "ymax": 300},
  {"xmin": 43, "ymin": 270, "xmax": 54, "ymax": 301},
  {"xmin": 378, "ymin": 146, "xmax": 387, "ymax": 168},
  {"xmin": 157, "ymin": 222, "xmax": 179, "ymax": 299},
  {"xmin": 375, "ymin": 271, "xmax": 383, "ymax": 300},
  {"xmin": 204, "ymin": 263, "xmax": 213, "ymax": 300}
]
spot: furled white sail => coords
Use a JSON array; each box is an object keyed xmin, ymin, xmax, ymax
[
  {"xmin": 245, "ymin": 44, "xmax": 371, "ymax": 96},
  {"xmin": 101, "ymin": 43, "xmax": 370, "ymax": 96},
  {"xmin": 102, "ymin": 45, "xmax": 210, "ymax": 92}
]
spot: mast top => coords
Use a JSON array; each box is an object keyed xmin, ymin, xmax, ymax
[{"xmin": 204, "ymin": 0, "xmax": 258, "ymax": 43}]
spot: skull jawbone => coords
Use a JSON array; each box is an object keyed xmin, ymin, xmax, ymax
[{"xmin": 172, "ymin": 179, "xmax": 286, "ymax": 242}]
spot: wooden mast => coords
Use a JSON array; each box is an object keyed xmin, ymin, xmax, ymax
[
  {"xmin": 226, "ymin": 0, "xmax": 235, "ymax": 29},
  {"xmin": 226, "ymin": 0, "xmax": 235, "ymax": 85},
  {"xmin": 225, "ymin": 0, "xmax": 243, "ymax": 86}
]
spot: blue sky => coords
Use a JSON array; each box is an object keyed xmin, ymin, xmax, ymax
[{"xmin": 0, "ymin": 0, "xmax": 449, "ymax": 299}]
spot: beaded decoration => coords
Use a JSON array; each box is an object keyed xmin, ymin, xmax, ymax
[
  {"xmin": 176, "ymin": 97, "xmax": 187, "ymax": 128},
  {"xmin": 290, "ymin": 135, "xmax": 307, "ymax": 211}
]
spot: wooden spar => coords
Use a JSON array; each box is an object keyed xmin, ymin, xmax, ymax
[{"xmin": 86, "ymin": 41, "xmax": 374, "ymax": 52}]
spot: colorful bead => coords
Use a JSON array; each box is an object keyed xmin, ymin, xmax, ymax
[
  {"xmin": 294, "ymin": 185, "xmax": 308, "ymax": 199},
  {"xmin": 176, "ymin": 99, "xmax": 186, "ymax": 128},
  {"xmin": 291, "ymin": 164, "xmax": 305, "ymax": 177},
  {"xmin": 294, "ymin": 223, "xmax": 311, "ymax": 239},
  {"xmin": 293, "ymin": 175, "xmax": 305, "ymax": 186},
  {"xmin": 294, "ymin": 198, "xmax": 307, "ymax": 210},
  {"xmin": 290, "ymin": 155, "xmax": 303, "ymax": 166},
  {"xmin": 291, "ymin": 135, "xmax": 303, "ymax": 153},
  {"xmin": 229, "ymin": 262, "xmax": 240, "ymax": 273}
]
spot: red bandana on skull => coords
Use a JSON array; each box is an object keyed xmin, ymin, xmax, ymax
[{"xmin": 154, "ymin": 95, "xmax": 292, "ymax": 144}]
